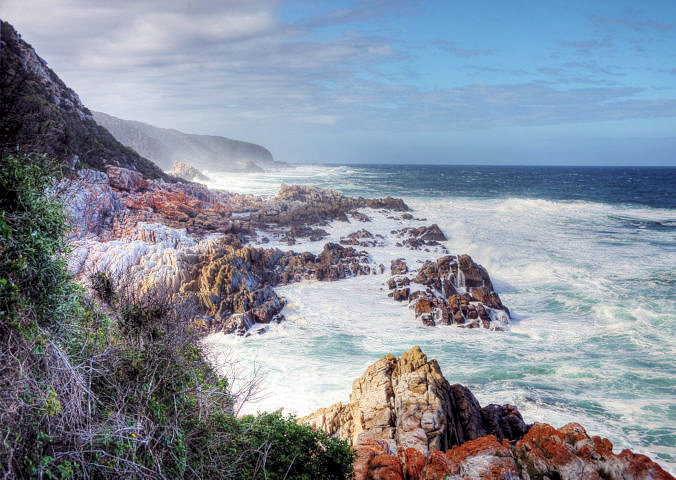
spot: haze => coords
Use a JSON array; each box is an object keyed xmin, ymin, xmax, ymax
[{"xmin": 2, "ymin": 0, "xmax": 676, "ymax": 165}]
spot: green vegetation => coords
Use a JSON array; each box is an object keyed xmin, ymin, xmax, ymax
[{"xmin": 0, "ymin": 152, "xmax": 355, "ymax": 479}]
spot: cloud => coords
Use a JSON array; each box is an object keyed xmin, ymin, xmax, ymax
[
  {"xmin": 589, "ymin": 14, "xmax": 675, "ymax": 33},
  {"xmin": 560, "ymin": 35, "xmax": 614, "ymax": 54},
  {"xmin": 434, "ymin": 40, "xmax": 494, "ymax": 58},
  {"xmin": 1, "ymin": 0, "xmax": 675, "ymax": 157}
]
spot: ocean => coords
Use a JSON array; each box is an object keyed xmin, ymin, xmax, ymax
[{"xmin": 202, "ymin": 164, "xmax": 676, "ymax": 472}]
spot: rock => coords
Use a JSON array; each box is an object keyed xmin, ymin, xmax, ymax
[
  {"xmin": 340, "ymin": 229, "xmax": 384, "ymax": 248},
  {"xmin": 246, "ymin": 185, "xmax": 409, "ymax": 229},
  {"xmin": 350, "ymin": 211, "xmax": 372, "ymax": 222},
  {"xmin": 391, "ymin": 258, "xmax": 409, "ymax": 275},
  {"xmin": 304, "ymin": 347, "xmax": 674, "ymax": 480},
  {"xmin": 281, "ymin": 226, "xmax": 330, "ymax": 244},
  {"xmin": 56, "ymin": 169, "xmax": 122, "ymax": 239},
  {"xmin": 515, "ymin": 423, "xmax": 673, "ymax": 480},
  {"xmin": 105, "ymin": 165, "xmax": 146, "ymax": 191},
  {"xmin": 300, "ymin": 346, "xmax": 528, "ymax": 456},
  {"xmin": 393, "ymin": 289, "xmax": 410, "ymax": 302},
  {"xmin": 480, "ymin": 404, "xmax": 529, "ymax": 443},
  {"xmin": 392, "ymin": 224, "xmax": 448, "ymax": 251},
  {"xmin": 398, "ymin": 255, "xmax": 509, "ymax": 330},
  {"xmin": 171, "ymin": 162, "xmax": 211, "ymax": 182}
]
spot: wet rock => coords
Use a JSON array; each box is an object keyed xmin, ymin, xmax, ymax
[
  {"xmin": 247, "ymin": 185, "xmax": 409, "ymax": 229},
  {"xmin": 392, "ymin": 289, "xmax": 410, "ymax": 302},
  {"xmin": 281, "ymin": 226, "xmax": 330, "ymax": 244},
  {"xmin": 392, "ymin": 224, "xmax": 448, "ymax": 251},
  {"xmin": 350, "ymin": 211, "xmax": 372, "ymax": 222},
  {"xmin": 391, "ymin": 258, "xmax": 409, "ymax": 275},
  {"xmin": 399, "ymin": 255, "xmax": 509, "ymax": 330},
  {"xmin": 340, "ymin": 229, "xmax": 385, "ymax": 248}
]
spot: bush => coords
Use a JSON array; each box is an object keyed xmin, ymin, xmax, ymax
[
  {"xmin": 0, "ymin": 153, "xmax": 356, "ymax": 480},
  {"xmin": 0, "ymin": 152, "xmax": 76, "ymax": 329},
  {"xmin": 231, "ymin": 412, "xmax": 355, "ymax": 480}
]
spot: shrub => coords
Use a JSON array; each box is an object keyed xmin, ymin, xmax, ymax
[{"xmin": 0, "ymin": 152, "xmax": 76, "ymax": 329}]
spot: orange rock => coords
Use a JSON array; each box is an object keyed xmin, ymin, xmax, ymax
[
  {"xmin": 421, "ymin": 450, "xmax": 449, "ymax": 480},
  {"xmin": 618, "ymin": 449, "xmax": 674, "ymax": 480},
  {"xmin": 445, "ymin": 435, "xmax": 508, "ymax": 465},
  {"xmin": 399, "ymin": 447, "xmax": 426, "ymax": 480},
  {"xmin": 369, "ymin": 453, "xmax": 404, "ymax": 480}
]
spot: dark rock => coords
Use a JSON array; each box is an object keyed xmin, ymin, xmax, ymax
[
  {"xmin": 350, "ymin": 211, "xmax": 372, "ymax": 222},
  {"xmin": 392, "ymin": 224, "xmax": 447, "ymax": 251},
  {"xmin": 390, "ymin": 258, "xmax": 409, "ymax": 275},
  {"xmin": 340, "ymin": 229, "xmax": 383, "ymax": 247},
  {"xmin": 480, "ymin": 404, "xmax": 529, "ymax": 443}
]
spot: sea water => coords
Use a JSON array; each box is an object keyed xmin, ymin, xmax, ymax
[{"xmin": 202, "ymin": 165, "xmax": 676, "ymax": 472}]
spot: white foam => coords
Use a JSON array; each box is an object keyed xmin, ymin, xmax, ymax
[{"xmin": 202, "ymin": 167, "xmax": 675, "ymax": 474}]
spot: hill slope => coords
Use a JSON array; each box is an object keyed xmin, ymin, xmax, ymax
[
  {"xmin": 93, "ymin": 111, "xmax": 286, "ymax": 173},
  {"xmin": 0, "ymin": 21, "xmax": 168, "ymax": 179}
]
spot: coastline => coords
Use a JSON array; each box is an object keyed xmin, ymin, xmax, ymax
[{"xmin": 53, "ymin": 163, "xmax": 675, "ymax": 475}]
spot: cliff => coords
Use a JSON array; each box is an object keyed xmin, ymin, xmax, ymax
[
  {"xmin": 0, "ymin": 21, "xmax": 168, "ymax": 179},
  {"xmin": 301, "ymin": 347, "xmax": 674, "ymax": 480},
  {"xmin": 93, "ymin": 111, "xmax": 286, "ymax": 172}
]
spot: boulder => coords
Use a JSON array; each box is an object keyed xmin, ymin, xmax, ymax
[
  {"xmin": 105, "ymin": 165, "xmax": 146, "ymax": 191},
  {"xmin": 300, "ymin": 346, "xmax": 528, "ymax": 455}
]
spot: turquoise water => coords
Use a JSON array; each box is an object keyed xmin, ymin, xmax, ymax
[{"xmin": 204, "ymin": 165, "xmax": 676, "ymax": 472}]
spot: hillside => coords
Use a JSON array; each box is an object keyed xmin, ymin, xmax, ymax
[
  {"xmin": 0, "ymin": 21, "xmax": 168, "ymax": 179},
  {"xmin": 93, "ymin": 111, "xmax": 286, "ymax": 173}
]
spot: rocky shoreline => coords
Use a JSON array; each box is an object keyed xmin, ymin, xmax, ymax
[
  {"xmin": 301, "ymin": 347, "xmax": 672, "ymax": 480},
  {"xmin": 61, "ymin": 164, "xmax": 510, "ymax": 336}
]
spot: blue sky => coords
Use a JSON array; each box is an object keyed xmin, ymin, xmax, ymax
[{"xmin": 3, "ymin": 0, "xmax": 676, "ymax": 164}]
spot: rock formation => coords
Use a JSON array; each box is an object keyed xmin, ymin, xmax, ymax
[
  {"xmin": 171, "ymin": 162, "xmax": 211, "ymax": 182},
  {"xmin": 301, "ymin": 347, "xmax": 674, "ymax": 480},
  {"xmin": 392, "ymin": 224, "xmax": 448, "ymax": 251},
  {"xmin": 61, "ymin": 166, "xmax": 394, "ymax": 336},
  {"xmin": 387, "ymin": 255, "xmax": 510, "ymax": 330},
  {"xmin": 341, "ymin": 229, "xmax": 385, "ymax": 248},
  {"xmin": 300, "ymin": 346, "xmax": 529, "ymax": 455}
]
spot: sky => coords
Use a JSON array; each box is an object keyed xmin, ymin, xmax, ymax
[{"xmin": 2, "ymin": 0, "xmax": 676, "ymax": 165}]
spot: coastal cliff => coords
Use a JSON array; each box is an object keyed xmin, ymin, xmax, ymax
[
  {"xmin": 93, "ymin": 111, "xmax": 286, "ymax": 173},
  {"xmin": 0, "ymin": 21, "xmax": 168, "ymax": 179}
]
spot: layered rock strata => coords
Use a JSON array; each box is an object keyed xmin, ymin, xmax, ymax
[{"xmin": 301, "ymin": 347, "xmax": 673, "ymax": 480}]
